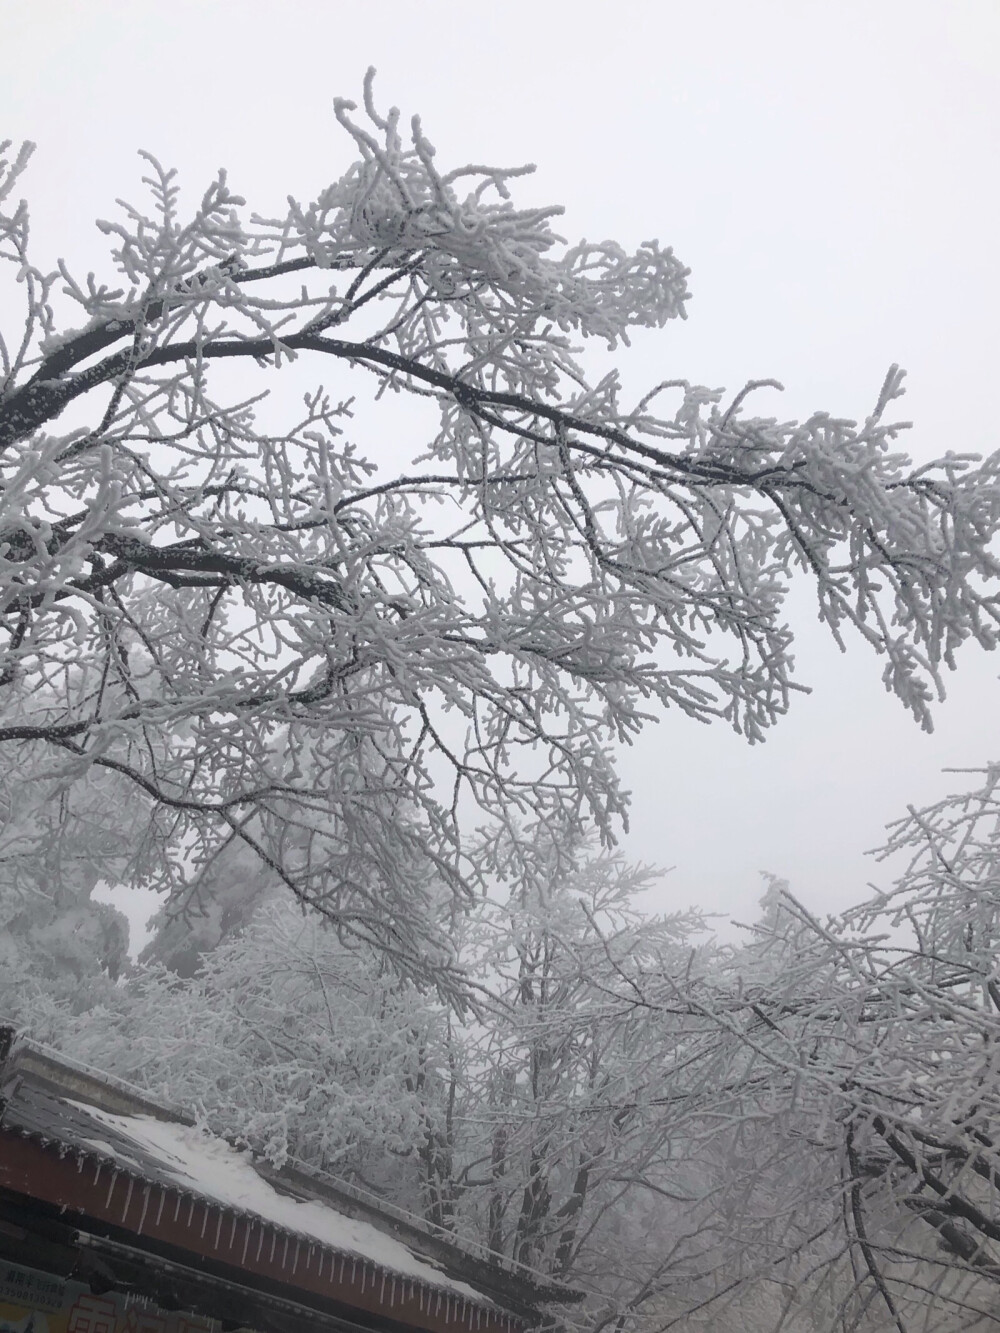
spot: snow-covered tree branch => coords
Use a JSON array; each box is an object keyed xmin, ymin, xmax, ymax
[
  {"xmin": 620, "ymin": 793, "xmax": 1000, "ymax": 1332},
  {"xmin": 3, "ymin": 72, "xmax": 999, "ymax": 985}
]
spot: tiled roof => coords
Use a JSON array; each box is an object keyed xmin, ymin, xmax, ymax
[{"xmin": 0, "ymin": 1030, "xmax": 582, "ymax": 1330}]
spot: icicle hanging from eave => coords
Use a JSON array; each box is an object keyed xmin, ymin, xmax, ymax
[
  {"xmin": 137, "ymin": 1181, "xmax": 151, "ymax": 1234},
  {"xmin": 122, "ymin": 1174, "xmax": 135, "ymax": 1224}
]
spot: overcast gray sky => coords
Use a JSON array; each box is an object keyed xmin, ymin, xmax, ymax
[{"xmin": 3, "ymin": 0, "xmax": 999, "ymax": 932}]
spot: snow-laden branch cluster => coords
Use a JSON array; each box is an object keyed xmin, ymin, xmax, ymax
[
  {"xmin": 1, "ymin": 75, "xmax": 999, "ymax": 988},
  {"xmin": 605, "ymin": 804, "xmax": 1000, "ymax": 1332}
]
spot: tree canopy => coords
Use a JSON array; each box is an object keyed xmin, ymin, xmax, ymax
[{"xmin": 2, "ymin": 72, "xmax": 999, "ymax": 988}]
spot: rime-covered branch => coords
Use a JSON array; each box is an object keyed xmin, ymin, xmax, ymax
[{"xmin": 2, "ymin": 75, "xmax": 999, "ymax": 989}]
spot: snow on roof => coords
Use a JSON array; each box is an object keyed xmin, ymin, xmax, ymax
[{"xmin": 70, "ymin": 1100, "xmax": 489, "ymax": 1306}]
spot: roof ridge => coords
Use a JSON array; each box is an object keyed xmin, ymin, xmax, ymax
[{"xmin": 0, "ymin": 1026, "xmax": 196, "ymax": 1125}]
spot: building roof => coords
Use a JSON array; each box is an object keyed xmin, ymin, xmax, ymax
[{"xmin": 0, "ymin": 1028, "xmax": 581, "ymax": 1333}]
